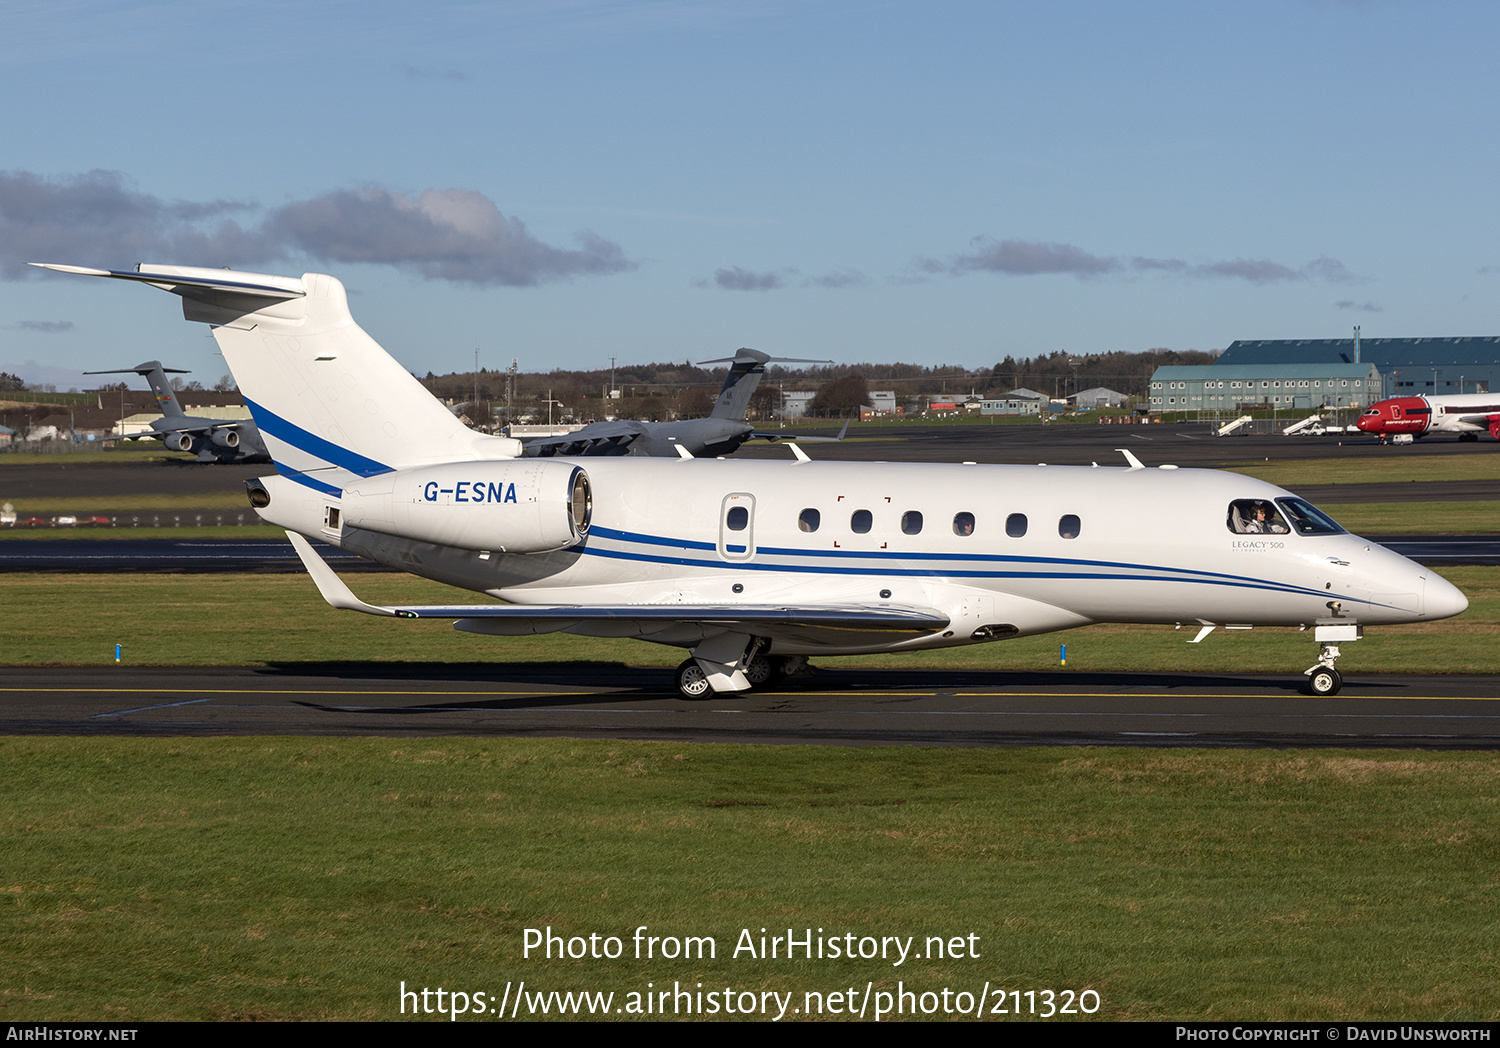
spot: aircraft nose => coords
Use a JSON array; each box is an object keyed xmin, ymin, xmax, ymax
[{"xmin": 1424, "ymin": 573, "xmax": 1469, "ymax": 620}]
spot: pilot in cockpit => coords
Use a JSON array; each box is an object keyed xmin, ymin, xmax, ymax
[{"xmin": 1233, "ymin": 501, "xmax": 1288, "ymax": 535}]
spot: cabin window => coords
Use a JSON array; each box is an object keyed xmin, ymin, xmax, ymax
[
  {"xmin": 726, "ymin": 506, "xmax": 749, "ymax": 531},
  {"xmin": 851, "ymin": 509, "xmax": 873, "ymax": 534},
  {"xmin": 1275, "ymin": 497, "xmax": 1345, "ymax": 535},
  {"xmin": 1005, "ymin": 513, "xmax": 1027, "ymax": 538},
  {"xmin": 953, "ymin": 512, "xmax": 976, "ymax": 537},
  {"xmin": 1227, "ymin": 500, "xmax": 1289, "ymax": 535},
  {"xmin": 798, "ymin": 508, "xmax": 820, "ymax": 533},
  {"xmin": 901, "ymin": 511, "xmax": 923, "ymax": 535},
  {"xmin": 1059, "ymin": 514, "xmax": 1080, "ymax": 539}
]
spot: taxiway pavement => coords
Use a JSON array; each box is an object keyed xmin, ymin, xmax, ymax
[{"xmin": 6, "ymin": 665, "xmax": 1499, "ymax": 749}]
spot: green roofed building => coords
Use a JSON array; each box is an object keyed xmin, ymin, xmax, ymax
[
  {"xmin": 1148, "ymin": 363, "xmax": 1381, "ymax": 414},
  {"xmin": 1217, "ymin": 337, "xmax": 1500, "ymax": 398}
]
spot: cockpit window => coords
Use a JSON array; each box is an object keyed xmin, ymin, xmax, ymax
[
  {"xmin": 1275, "ymin": 497, "xmax": 1345, "ymax": 536},
  {"xmin": 1227, "ymin": 500, "xmax": 1289, "ymax": 535},
  {"xmin": 798, "ymin": 508, "xmax": 820, "ymax": 533}
]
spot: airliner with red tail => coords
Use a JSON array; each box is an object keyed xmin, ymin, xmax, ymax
[{"xmin": 1356, "ymin": 393, "xmax": 1500, "ymax": 443}]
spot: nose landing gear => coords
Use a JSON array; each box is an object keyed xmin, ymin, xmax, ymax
[{"xmin": 1303, "ymin": 625, "xmax": 1362, "ymax": 696}]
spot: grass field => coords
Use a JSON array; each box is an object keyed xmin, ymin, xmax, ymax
[
  {"xmin": 2, "ymin": 739, "xmax": 1496, "ymax": 1021},
  {"xmin": 1226, "ymin": 455, "xmax": 1500, "ymax": 487}
]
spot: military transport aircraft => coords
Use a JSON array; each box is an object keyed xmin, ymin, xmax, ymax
[
  {"xmin": 36, "ymin": 261, "xmax": 1468, "ymax": 697},
  {"xmin": 1356, "ymin": 392, "xmax": 1500, "ymax": 444},
  {"xmin": 520, "ymin": 347, "xmax": 845, "ymax": 459},
  {"xmin": 84, "ymin": 360, "xmax": 270, "ymax": 462}
]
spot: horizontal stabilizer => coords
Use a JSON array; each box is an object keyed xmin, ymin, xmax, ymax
[{"xmin": 30, "ymin": 263, "xmax": 305, "ymax": 300}]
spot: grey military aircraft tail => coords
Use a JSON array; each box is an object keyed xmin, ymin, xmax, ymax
[
  {"xmin": 84, "ymin": 361, "xmax": 270, "ymax": 463},
  {"xmin": 522, "ymin": 347, "xmax": 844, "ymax": 458}
]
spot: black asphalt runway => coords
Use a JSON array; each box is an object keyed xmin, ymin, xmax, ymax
[
  {"xmin": 5, "ymin": 665, "xmax": 1499, "ymax": 748},
  {"xmin": 0, "ymin": 537, "xmax": 387, "ymax": 572}
]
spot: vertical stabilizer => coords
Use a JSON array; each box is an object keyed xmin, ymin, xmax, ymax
[
  {"xmin": 37, "ymin": 263, "xmax": 520, "ymax": 483},
  {"xmin": 82, "ymin": 360, "xmax": 190, "ymax": 418},
  {"xmin": 137, "ymin": 361, "xmax": 188, "ymax": 418},
  {"xmin": 698, "ymin": 348, "xmax": 833, "ymax": 421}
]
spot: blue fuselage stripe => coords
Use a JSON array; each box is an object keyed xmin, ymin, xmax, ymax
[
  {"xmin": 244, "ymin": 396, "xmax": 392, "ymax": 478},
  {"xmin": 585, "ymin": 524, "xmax": 1322, "ymax": 597}
]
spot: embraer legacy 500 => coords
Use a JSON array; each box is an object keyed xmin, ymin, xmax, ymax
[
  {"xmin": 36, "ymin": 262, "xmax": 1467, "ymax": 697},
  {"xmin": 1357, "ymin": 393, "xmax": 1500, "ymax": 444}
]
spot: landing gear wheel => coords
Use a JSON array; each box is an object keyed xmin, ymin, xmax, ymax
[
  {"xmin": 743, "ymin": 653, "xmax": 776, "ymax": 689},
  {"xmin": 1307, "ymin": 666, "xmax": 1342, "ymax": 696},
  {"xmin": 675, "ymin": 659, "xmax": 713, "ymax": 700},
  {"xmin": 774, "ymin": 655, "xmax": 809, "ymax": 680}
]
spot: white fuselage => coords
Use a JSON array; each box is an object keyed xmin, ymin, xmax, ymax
[{"xmin": 293, "ymin": 457, "xmax": 1460, "ymax": 656}]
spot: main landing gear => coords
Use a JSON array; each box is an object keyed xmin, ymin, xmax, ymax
[{"xmin": 674, "ymin": 652, "xmax": 809, "ymax": 699}]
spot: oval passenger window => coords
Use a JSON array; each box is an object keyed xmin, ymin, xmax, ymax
[
  {"xmin": 851, "ymin": 509, "xmax": 873, "ymax": 534},
  {"xmin": 901, "ymin": 511, "xmax": 923, "ymax": 535},
  {"xmin": 1059, "ymin": 514, "xmax": 1080, "ymax": 539},
  {"xmin": 726, "ymin": 506, "xmax": 748, "ymax": 531},
  {"xmin": 1006, "ymin": 513, "xmax": 1027, "ymax": 538},
  {"xmin": 798, "ymin": 508, "xmax": 820, "ymax": 533},
  {"xmin": 952, "ymin": 512, "xmax": 975, "ymax": 537}
]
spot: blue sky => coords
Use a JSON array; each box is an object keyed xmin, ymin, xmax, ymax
[{"xmin": 3, "ymin": 1, "xmax": 1498, "ymax": 389}]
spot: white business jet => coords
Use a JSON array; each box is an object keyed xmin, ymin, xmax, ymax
[{"xmin": 35, "ymin": 262, "xmax": 1468, "ymax": 697}]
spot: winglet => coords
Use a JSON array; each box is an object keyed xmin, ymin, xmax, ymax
[
  {"xmin": 1116, "ymin": 448, "xmax": 1146, "ymax": 470},
  {"xmin": 787, "ymin": 442, "xmax": 811, "ymax": 462},
  {"xmin": 674, "ymin": 443, "xmax": 695, "ymax": 459},
  {"xmin": 285, "ymin": 531, "xmax": 397, "ymax": 616}
]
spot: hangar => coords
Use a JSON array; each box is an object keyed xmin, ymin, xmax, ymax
[
  {"xmin": 1217, "ymin": 336, "xmax": 1500, "ymax": 399},
  {"xmin": 1148, "ymin": 363, "xmax": 1380, "ymax": 413}
]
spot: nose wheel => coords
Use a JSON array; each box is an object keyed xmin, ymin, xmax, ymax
[{"xmin": 1306, "ymin": 665, "xmax": 1342, "ymax": 696}]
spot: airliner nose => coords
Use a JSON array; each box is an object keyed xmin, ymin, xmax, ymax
[{"xmin": 1424, "ymin": 573, "xmax": 1469, "ymax": 620}]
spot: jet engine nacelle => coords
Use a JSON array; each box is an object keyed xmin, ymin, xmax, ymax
[
  {"xmin": 340, "ymin": 461, "xmax": 592, "ymax": 554},
  {"xmin": 211, "ymin": 428, "xmax": 240, "ymax": 448},
  {"xmin": 167, "ymin": 432, "xmax": 196, "ymax": 453}
]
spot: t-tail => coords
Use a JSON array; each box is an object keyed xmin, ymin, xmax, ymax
[
  {"xmin": 699, "ymin": 348, "xmax": 832, "ymax": 421},
  {"xmin": 82, "ymin": 360, "xmax": 190, "ymax": 418},
  {"xmin": 32, "ymin": 263, "xmax": 519, "ymax": 485}
]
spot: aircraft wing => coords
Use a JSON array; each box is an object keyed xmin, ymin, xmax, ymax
[
  {"xmin": 286, "ymin": 532, "xmax": 949, "ymax": 640},
  {"xmin": 1450, "ymin": 412, "xmax": 1500, "ymax": 428},
  {"xmin": 523, "ymin": 419, "xmax": 649, "ymax": 456},
  {"xmin": 747, "ymin": 420, "xmax": 850, "ymax": 444}
]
